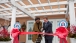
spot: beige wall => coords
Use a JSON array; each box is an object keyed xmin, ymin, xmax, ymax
[
  {"xmin": 16, "ymin": 14, "xmax": 65, "ymax": 24},
  {"xmin": 0, "ymin": 19, "xmax": 9, "ymax": 26},
  {"xmin": 0, "ymin": 14, "xmax": 66, "ymax": 25}
]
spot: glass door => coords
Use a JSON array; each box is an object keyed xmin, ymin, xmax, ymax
[{"xmin": 26, "ymin": 21, "xmax": 34, "ymax": 43}]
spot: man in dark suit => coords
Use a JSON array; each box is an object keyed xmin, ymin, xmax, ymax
[{"xmin": 43, "ymin": 17, "xmax": 53, "ymax": 43}]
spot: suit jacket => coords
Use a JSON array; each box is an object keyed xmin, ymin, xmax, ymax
[{"xmin": 43, "ymin": 21, "xmax": 53, "ymax": 39}]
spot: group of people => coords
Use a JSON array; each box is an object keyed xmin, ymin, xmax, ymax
[{"xmin": 32, "ymin": 17, "xmax": 53, "ymax": 43}]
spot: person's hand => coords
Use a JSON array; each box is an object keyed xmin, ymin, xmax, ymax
[
  {"xmin": 42, "ymin": 30, "xmax": 45, "ymax": 36},
  {"xmin": 41, "ymin": 28, "xmax": 43, "ymax": 32}
]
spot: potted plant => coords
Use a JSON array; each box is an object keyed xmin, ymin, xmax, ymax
[
  {"xmin": 68, "ymin": 25, "xmax": 76, "ymax": 43},
  {"xmin": 68, "ymin": 25, "xmax": 76, "ymax": 38},
  {"xmin": 0, "ymin": 27, "xmax": 11, "ymax": 43}
]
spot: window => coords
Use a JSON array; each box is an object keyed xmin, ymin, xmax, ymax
[
  {"xmin": 28, "ymin": 22, "xmax": 34, "ymax": 40},
  {"xmin": 28, "ymin": 28, "xmax": 32, "ymax": 40}
]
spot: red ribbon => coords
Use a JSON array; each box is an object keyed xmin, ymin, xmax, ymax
[{"xmin": 11, "ymin": 27, "xmax": 68, "ymax": 43}]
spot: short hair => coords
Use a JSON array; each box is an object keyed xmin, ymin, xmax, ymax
[
  {"xmin": 35, "ymin": 17, "xmax": 40, "ymax": 21},
  {"xmin": 43, "ymin": 16, "xmax": 48, "ymax": 20}
]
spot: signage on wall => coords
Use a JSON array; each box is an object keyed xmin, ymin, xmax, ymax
[
  {"xmin": 14, "ymin": 22, "xmax": 21, "ymax": 29},
  {"xmin": 59, "ymin": 20, "xmax": 68, "ymax": 27}
]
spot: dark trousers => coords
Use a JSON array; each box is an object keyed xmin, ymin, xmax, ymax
[
  {"xmin": 36, "ymin": 35, "xmax": 41, "ymax": 43},
  {"xmin": 36, "ymin": 42, "xmax": 41, "ymax": 43},
  {"xmin": 45, "ymin": 38, "xmax": 53, "ymax": 43}
]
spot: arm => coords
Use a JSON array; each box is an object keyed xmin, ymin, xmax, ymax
[
  {"xmin": 32, "ymin": 23, "xmax": 35, "ymax": 32},
  {"xmin": 32, "ymin": 23, "xmax": 37, "ymax": 32},
  {"xmin": 40, "ymin": 22, "xmax": 43, "ymax": 32},
  {"xmin": 43, "ymin": 22, "xmax": 45, "ymax": 30}
]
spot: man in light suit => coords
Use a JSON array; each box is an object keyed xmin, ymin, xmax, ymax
[{"xmin": 43, "ymin": 17, "xmax": 53, "ymax": 43}]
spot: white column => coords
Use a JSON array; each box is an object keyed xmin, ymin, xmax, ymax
[
  {"xmin": 11, "ymin": 7, "xmax": 16, "ymax": 29},
  {"xmin": 10, "ymin": 6, "xmax": 17, "ymax": 43},
  {"xmin": 69, "ymin": 0, "xmax": 76, "ymax": 25}
]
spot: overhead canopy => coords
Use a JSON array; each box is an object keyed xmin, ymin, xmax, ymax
[{"xmin": 0, "ymin": 0, "xmax": 76, "ymax": 20}]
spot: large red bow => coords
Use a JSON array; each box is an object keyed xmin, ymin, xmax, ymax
[
  {"xmin": 55, "ymin": 27, "xmax": 68, "ymax": 43},
  {"xmin": 11, "ymin": 28, "xmax": 20, "ymax": 43}
]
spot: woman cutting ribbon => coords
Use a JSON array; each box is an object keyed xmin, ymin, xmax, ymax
[{"xmin": 32, "ymin": 17, "xmax": 42, "ymax": 43}]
